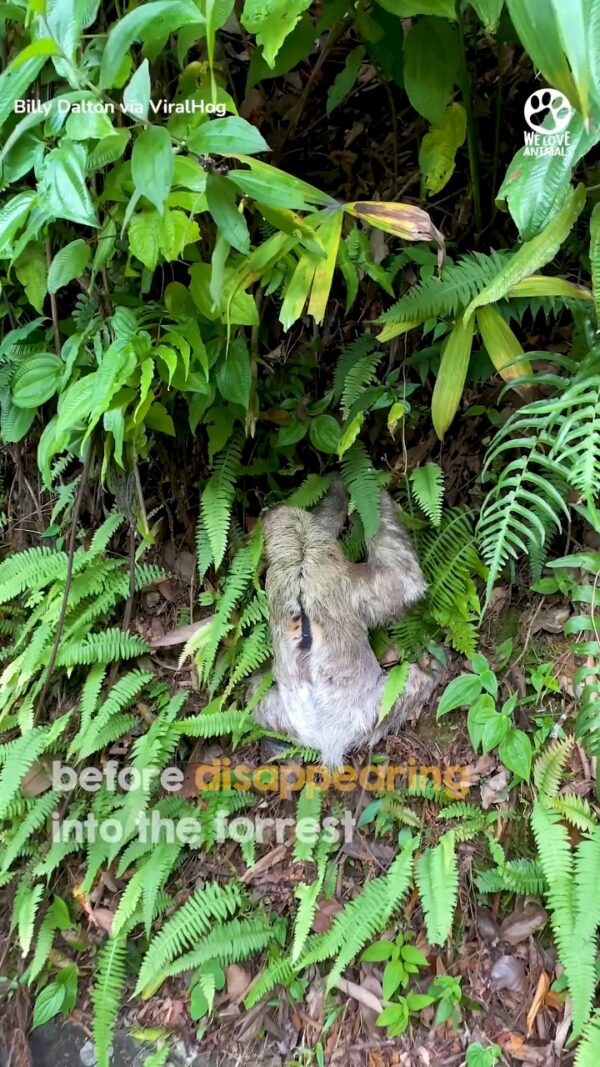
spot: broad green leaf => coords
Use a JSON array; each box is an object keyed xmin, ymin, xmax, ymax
[
  {"xmin": 498, "ymin": 728, "xmax": 532, "ymax": 780},
  {"xmin": 379, "ymin": 662, "xmax": 409, "ymax": 723},
  {"xmin": 47, "ymin": 238, "xmax": 90, "ymax": 292},
  {"xmin": 419, "ymin": 102, "xmax": 466, "ymax": 196},
  {"xmin": 506, "ymin": 0, "xmax": 600, "ymax": 125},
  {"xmin": 227, "ymin": 156, "xmax": 333, "ymax": 209},
  {"xmin": 470, "ymin": 0, "xmax": 504, "ymax": 29},
  {"xmin": 0, "ymin": 397, "xmax": 35, "ymax": 443},
  {"xmin": 189, "ymin": 262, "xmax": 259, "ymax": 325},
  {"xmin": 376, "ymin": 0, "xmax": 456, "ymax": 16},
  {"xmin": 382, "ymin": 959, "xmax": 405, "ymax": 1000},
  {"xmin": 13, "ymin": 38, "xmax": 59, "ymax": 65},
  {"xmin": 307, "ymin": 210, "xmax": 343, "ymax": 324},
  {"xmin": 467, "ymin": 696, "xmax": 509, "ymax": 752},
  {"xmin": 38, "ymin": 140, "xmax": 97, "ymax": 227},
  {"xmin": 1, "ymin": 130, "xmax": 45, "ymax": 183},
  {"xmin": 436, "ymin": 672, "xmax": 482, "ymax": 719},
  {"xmin": 32, "ymin": 982, "xmax": 66, "ymax": 1029},
  {"xmin": 216, "ymin": 341, "xmax": 251, "ymax": 408},
  {"xmin": 100, "ymin": 1, "xmax": 205, "ymax": 89},
  {"xmin": 465, "ymin": 183, "xmax": 586, "ymax": 320},
  {"xmin": 476, "ymin": 305, "xmax": 532, "ymax": 384},
  {"xmin": 403, "ymin": 17, "xmax": 460, "ymax": 125},
  {"xmin": 186, "ymin": 116, "xmax": 270, "ymax": 156},
  {"xmin": 0, "ymin": 55, "xmax": 47, "ymax": 129},
  {"xmin": 123, "ymin": 59, "xmax": 151, "ymax": 121},
  {"xmin": 362, "ymin": 941, "xmax": 394, "ymax": 962},
  {"xmin": 241, "ymin": 0, "xmax": 312, "ymax": 67},
  {"xmin": 0, "ymin": 191, "xmax": 36, "ymax": 256},
  {"xmin": 65, "ymin": 108, "xmax": 115, "ymax": 140},
  {"xmin": 172, "ymin": 156, "xmax": 208, "ymax": 192},
  {"xmin": 12, "ymin": 354, "xmax": 61, "ymax": 409},
  {"xmin": 15, "ymin": 243, "xmax": 47, "ymax": 312},
  {"xmin": 309, "ymin": 414, "xmax": 341, "ymax": 454},
  {"xmin": 159, "ymin": 209, "xmax": 200, "ymax": 260},
  {"xmin": 497, "ymin": 111, "xmax": 599, "ymax": 239},
  {"xmin": 129, "ymin": 210, "xmax": 162, "ymax": 270},
  {"xmin": 87, "ymin": 128, "xmax": 131, "ymax": 171},
  {"xmin": 431, "ymin": 313, "xmax": 475, "ymax": 439},
  {"xmin": 206, "ymin": 173, "xmax": 250, "ymax": 253},
  {"xmin": 326, "ymin": 46, "xmax": 365, "ymax": 116},
  {"xmin": 131, "ymin": 126, "xmax": 173, "ymax": 214},
  {"xmin": 247, "ymin": 13, "xmax": 316, "ymax": 89}
]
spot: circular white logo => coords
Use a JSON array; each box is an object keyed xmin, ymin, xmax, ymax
[{"xmin": 524, "ymin": 89, "xmax": 573, "ymax": 134}]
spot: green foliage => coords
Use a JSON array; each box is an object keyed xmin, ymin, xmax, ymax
[
  {"xmin": 415, "ymin": 831, "xmax": 458, "ymax": 945},
  {"xmin": 478, "ymin": 347, "xmax": 600, "ymax": 609},
  {"xmin": 390, "ymin": 506, "xmax": 485, "ymax": 658}
]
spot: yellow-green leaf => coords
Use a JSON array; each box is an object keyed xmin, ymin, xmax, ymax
[
  {"xmin": 464, "ymin": 183, "xmax": 586, "ymax": 321},
  {"xmin": 431, "ymin": 313, "xmax": 475, "ymax": 439},
  {"xmin": 419, "ymin": 102, "xmax": 466, "ymax": 196},
  {"xmin": 279, "ymin": 249, "xmax": 318, "ymax": 330},
  {"xmin": 345, "ymin": 200, "xmax": 444, "ymax": 255},
  {"xmin": 377, "ymin": 317, "xmax": 426, "ymax": 343},
  {"xmin": 337, "ymin": 413, "xmax": 364, "ymax": 457},
  {"xmin": 307, "ymin": 211, "xmax": 343, "ymax": 324},
  {"xmin": 476, "ymin": 305, "xmax": 532, "ymax": 386},
  {"xmin": 506, "ymin": 274, "xmax": 593, "ymax": 301}
]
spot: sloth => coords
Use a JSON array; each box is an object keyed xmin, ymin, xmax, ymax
[{"xmin": 253, "ymin": 476, "xmax": 440, "ymax": 767}]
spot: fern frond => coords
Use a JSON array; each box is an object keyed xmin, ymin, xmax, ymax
[
  {"xmin": 533, "ymin": 737, "xmax": 574, "ymax": 796},
  {"xmin": 415, "ymin": 831, "xmax": 458, "ymax": 945},
  {"xmin": 341, "ymin": 442, "xmax": 382, "ymax": 539},
  {"xmin": 55, "ymin": 630, "xmax": 148, "ymax": 667},
  {"xmin": 286, "ymin": 474, "xmax": 332, "ymax": 509},
  {"xmin": 576, "ymin": 1014, "xmax": 600, "ymax": 1067},
  {"xmin": 135, "ymin": 881, "xmax": 245, "ymax": 994},
  {"xmin": 410, "ymin": 463, "xmax": 444, "ymax": 526},
  {"xmin": 1, "ymin": 790, "xmax": 60, "ymax": 874},
  {"xmin": 201, "ymin": 433, "xmax": 243, "ymax": 571},
  {"xmin": 153, "ymin": 917, "xmax": 274, "ymax": 988},
  {"xmin": 92, "ymin": 934, "xmax": 128, "ymax": 1067},
  {"xmin": 381, "ymin": 250, "xmax": 509, "ymax": 324}
]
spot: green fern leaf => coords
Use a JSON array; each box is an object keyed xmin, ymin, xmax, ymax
[
  {"xmin": 201, "ymin": 433, "xmax": 242, "ymax": 571},
  {"xmin": 415, "ymin": 831, "xmax": 458, "ymax": 945},
  {"xmin": 410, "ymin": 463, "xmax": 444, "ymax": 526},
  {"xmin": 92, "ymin": 934, "xmax": 128, "ymax": 1067}
]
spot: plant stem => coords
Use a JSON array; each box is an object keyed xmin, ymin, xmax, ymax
[
  {"xmin": 46, "ymin": 239, "xmax": 61, "ymax": 357},
  {"xmin": 456, "ymin": 7, "xmax": 482, "ymax": 236},
  {"xmin": 35, "ymin": 447, "xmax": 93, "ymax": 722}
]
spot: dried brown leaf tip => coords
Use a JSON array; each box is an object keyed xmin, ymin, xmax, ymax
[{"xmin": 346, "ymin": 200, "xmax": 445, "ymax": 265}]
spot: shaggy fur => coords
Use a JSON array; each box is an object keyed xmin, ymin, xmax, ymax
[{"xmin": 254, "ymin": 477, "xmax": 440, "ymax": 767}]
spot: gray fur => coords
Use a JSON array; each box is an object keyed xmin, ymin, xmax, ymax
[{"xmin": 253, "ymin": 477, "xmax": 440, "ymax": 767}]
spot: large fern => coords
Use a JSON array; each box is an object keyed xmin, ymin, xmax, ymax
[
  {"xmin": 380, "ymin": 250, "xmax": 510, "ymax": 325},
  {"xmin": 135, "ymin": 881, "xmax": 245, "ymax": 995},
  {"xmin": 478, "ymin": 348, "xmax": 600, "ymax": 610}
]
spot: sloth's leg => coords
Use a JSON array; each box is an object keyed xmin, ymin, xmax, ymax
[
  {"xmin": 350, "ymin": 493, "xmax": 427, "ymax": 627},
  {"xmin": 370, "ymin": 661, "xmax": 441, "ymax": 744},
  {"xmin": 253, "ymin": 683, "xmax": 289, "ymax": 734}
]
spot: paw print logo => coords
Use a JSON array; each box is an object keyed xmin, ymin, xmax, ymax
[{"xmin": 524, "ymin": 89, "xmax": 573, "ymax": 134}]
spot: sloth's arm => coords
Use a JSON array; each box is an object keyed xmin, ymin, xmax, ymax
[{"xmin": 351, "ymin": 493, "xmax": 427, "ymax": 628}]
